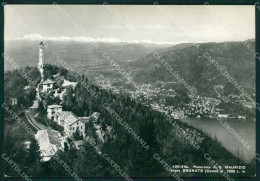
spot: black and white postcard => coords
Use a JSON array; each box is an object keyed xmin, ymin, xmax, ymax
[{"xmin": 2, "ymin": 3, "xmax": 258, "ymax": 180}]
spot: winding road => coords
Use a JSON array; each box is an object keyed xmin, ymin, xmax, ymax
[{"xmin": 25, "ymin": 110, "xmax": 47, "ymax": 131}]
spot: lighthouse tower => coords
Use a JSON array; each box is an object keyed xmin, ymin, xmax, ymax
[{"xmin": 38, "ymin": 42, "xmax": 44, "ymax": 79}]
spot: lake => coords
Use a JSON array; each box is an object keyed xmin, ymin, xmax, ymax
[{"xmin": 180, "ymin": 118, "xmax": 255, "ymax": 163}]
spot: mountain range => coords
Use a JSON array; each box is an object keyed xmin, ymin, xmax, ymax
[{"xmin": 5, "ymin": 39, "xmax": 256, "ymax": 113}]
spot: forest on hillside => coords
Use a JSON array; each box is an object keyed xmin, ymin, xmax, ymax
[{"xmin": 3, "ymin": 65, "xmax": 255, "ymax": 177}]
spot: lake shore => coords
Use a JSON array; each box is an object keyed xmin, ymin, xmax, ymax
[{"xmin": 180, "ymin": 118, "xmax": 256, "ymax": 163}]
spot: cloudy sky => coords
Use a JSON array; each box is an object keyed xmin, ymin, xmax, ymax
[{"xmin": 4, "ymin": 5, "xmax": 255, "ymax": 44}]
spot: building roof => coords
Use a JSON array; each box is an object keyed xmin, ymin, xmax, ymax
[
  {"xmin": 35, "ymin": 129, "xmax": 63, "ymax": 161},
  {"xmin": 47, "ymin": 104, "xmax": 62, "ymax": 109},
  {"xmin": 63, "ymin": 112, "xmax": 78, "ymax": 126},
  {"xmin": 73, "ymin": 140, "xmax": 84, "ymax": 147},
  {"xmin": 57, "ymin": 111, "xmax": 71, "ymax": 120},
  {"xmin": 47, "ymin": 129, "xmax": 62, "ymax": 147},
  {"xmin": 73, "ymin": 140, "xmax": 84, "ymax": 145},
  {"xmin": 42, "ymin": 79, "xmax": 55, "ymax": 85},
  {"xmin": 57, "ymin": 111, "xmax": 100, "ymax": 126},
  {"xmin": 36, "ymin": 129, "xmax": 62, "ymax": 147},
  {"xmin": 57, "ymin": 111, "xmax": 81, "ymax": 126},
  {"xmin": 90, "ymin": 112, "xmax": 100, "ymax": 120},
  {"xmin": 62, "ymin": 80, "xmax": 78, "ymax": 89},
  {"xmin": 78, "ymin": 117, "xmax": 90, "ymax": 124}
]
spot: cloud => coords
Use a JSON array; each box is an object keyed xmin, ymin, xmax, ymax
[
  {"xmin": 101, "ymin": 25, "xmax": 124, "ymax": 29},
  {"xmin": 5, "ymin": 34, "xmax": 179, "ymax": 45},
  {"xmin": 139, "ymin": 24, "xmax": 172, "ymax": 29},
  {"xmin": 102, "ymin": 24, "xmax": 172, "ymax": 30}
]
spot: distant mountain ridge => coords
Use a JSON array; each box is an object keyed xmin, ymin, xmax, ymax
[
  {"xmin": 126, "ymin": 40, "xmax": 255, "ymax": 99},
  {"xmin": 4, "ymin": 40, "xmax": 166, "ymax": 71},
  {"xmin": 4, "ymin": 39, "xmax": 255, "ymax": 102}
]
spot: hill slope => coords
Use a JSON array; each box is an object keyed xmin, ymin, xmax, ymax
[
  {"xmin": 40, "ymin": 65, "xmax": 255, "ymax": 176},
  {"xmin": 128, "ymin": 40, "xmax": 255, "ymax": 99}
]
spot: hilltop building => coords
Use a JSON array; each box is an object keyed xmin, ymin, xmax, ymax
[
  {"xmin": 37, "ymin": 42, "xmax": 56, "ymax": 94},
  {"xmin": 42, "ymin": 79, "xmax": 55, "ymax": 93},
  {"xmin": 55, "ymin": 110, "xmax": 87, "ymax": 138},
  {"xmin": 47, "ymin": 105, "xmax": 62, "ymax": 120}
]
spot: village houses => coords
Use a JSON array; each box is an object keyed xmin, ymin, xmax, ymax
[{"xmin": 35, "ymin": 42, "xmax": 101, "ymax": 160}]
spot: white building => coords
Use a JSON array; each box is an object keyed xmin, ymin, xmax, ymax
[
  {"xmin": 218, "ymin": 114, "xmax": 229, "ymax": 118},
  {"xmin": 55, "ymin": 111, "xmax": 102, "ymax": 139},
  {"xmin": 42, "ymin": 79, "xmax": 55, "ymax": 93},
  {"xmin": 10, "ymin": 98, "xmax": 17, "ymax": 106},
  {"xmin": 51, "ymin": 105, "xmax": 101, "ymax": 139},
  {"xmin": 56, "ymin": 111, "xmax": 86, "ymax": 138},
  {"xmin": 47, "ymin": 105, "xmax": 62, "ymax": 120},
  {"xmin": 35, "ymin": 129, "xmax": 64, "ymax": 162}
]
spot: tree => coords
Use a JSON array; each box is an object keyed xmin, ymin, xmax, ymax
[
  {"xmin": 129, "ymin": 120, "xmax": 164, "ymax": 176},
  {"xmin": 64, "ymin": 142, "xmax": 69, "ymax": 152},
  {"xmin": 26, "ymin": 138, "xmax": 42, "ymax": 176},
  {"xmin": 73, "ymin": 142, "xmax": 104, "ymax": 176}
]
